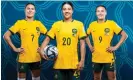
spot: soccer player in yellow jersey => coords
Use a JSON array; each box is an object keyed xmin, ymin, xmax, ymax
[
  {"xmin": 3, "ymin": 3, "xmax": 47, "ymax": 80},
  {"xmin": 86, "ymin": 5, "xmax": 128, "ymax": 80},
  {"xmin": 39, "ymin": 2, "xmax": 86, "ymax": 80}
]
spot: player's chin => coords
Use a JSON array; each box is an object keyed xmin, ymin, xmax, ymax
[
  {"xmin": 98, "ymin": 17, "xmax": 104, "ymax": 20},
  {"xmin": 64, "ymin": 15, "xmax": 71, "ymax": 19},
  {"xmin": 27, "ymin": 15, "xmax": 34, "ymax": 18}
]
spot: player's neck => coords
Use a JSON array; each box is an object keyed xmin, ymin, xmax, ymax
[
  {"xmin": 25, "ymin": 17, "xmax": 34, "ymax": 22},
  {"xmin": 63, "ymin": 18, "xmax": 73, "ymax": 22},
  {"xmin": 97, "ymin": 19, "xmax": 106, "ymax": 23}
]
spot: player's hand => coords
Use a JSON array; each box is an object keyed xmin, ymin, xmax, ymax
[
  {"xmin": 14, "ymin": 48, "xmax": 24, "ymax": 53},
  {"xmin": 106, "ymin": 46, "xmax": 117, "ymax": 53},
  {"xmin": 38, "ymin": 48, "xmax": 49, "ymax": 60},
  {"xmin": 89, "ymin": 46, "xmax": 94, "ymax": 53},
  {"xmin": 54, "ymin": 56, "xmax": 58, "ymax": 61},
  {"xmin": 37, "ymin": 47, "xmax": 40, "ymax": 53},
  {"xmin": 77, "ymin": 61, "xmax": 84, "ymax": 71}
]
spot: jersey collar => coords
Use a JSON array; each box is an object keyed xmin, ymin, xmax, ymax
[
  {"xmin": 97, "ymin": 19, "xmax": 107, "ymax": 23},
  {"xmin": 62, "ymin": 19, "xmax": 74, "ymax": 22}
]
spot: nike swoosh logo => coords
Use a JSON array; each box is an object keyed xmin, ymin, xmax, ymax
[{"xmin": 23, "ymin": 28, "xmax": 27, "ymax": 30}]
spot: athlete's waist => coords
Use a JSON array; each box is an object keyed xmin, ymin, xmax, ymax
[{"xmin": 92, "ymin": 60, "xmax": 115, "ymax": 63}]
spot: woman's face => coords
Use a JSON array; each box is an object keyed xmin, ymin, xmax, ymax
[
  {"xmin": 62, "ymin": 4, "xmax": 73, "ymax": 19},
  {"xmin": 96, "ymin": 6, "xmax": 106, "ymax": 20},
  {"xmin": 25, "ymin": 4, "xmax": 35, "ymax": 18}
]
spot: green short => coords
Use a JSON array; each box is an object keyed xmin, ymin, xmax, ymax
[
  {"xmin": 54, "ymin": 69, "xmax": 75, "ymax": 80},
  {"xmin": 18, "ymin": 61, "xmax": 41, "ymax": 73},
  {"xmin": 92, "ymin": 62, "xmax": 115, "ymax": 72}
]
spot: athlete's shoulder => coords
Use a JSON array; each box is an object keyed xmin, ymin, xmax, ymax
[
  {"xmin": 52, "ymin": 20, "xmax": 63, "ymax": 26},
  {"xmin": 34, "ymin": 20, "xmax": 40, "ymax": 22},
  {"xmin": 106, "ymin": 20, "xmax": 116, "ymax": 23},
  {"xmin": 55, "ymin": 20, "xmax": 62, "ymax": 23},
  {"xmin": 90, "ymin": 21, "xmax": 97, "ymax": 25},
  {"xmin": 88, "ymin": 21, "xmax": 97, "ymax": 28},
  {"xmin": 33, "ymin": 20, "xmax": 42, "ymax": 24},
  {"xmin": 16, "ymin": 19, "xmax": 26, "ymax": 23},
  {"xmin": 73, "ymin": 20, "xmax": 83, "ymax": 24}
]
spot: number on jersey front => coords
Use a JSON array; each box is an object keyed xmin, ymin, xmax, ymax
[
  {"xmin": 62, "ymin": 37, "xmax": 71, "ymax": 45},
  {"xmin": 99, "ymin": 36, "xmax": 102, "ymax": 43}
]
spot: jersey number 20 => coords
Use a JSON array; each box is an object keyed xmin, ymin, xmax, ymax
[{"xmin": 62, "ymin": 37, "xmax": 71, "ymax": 45}]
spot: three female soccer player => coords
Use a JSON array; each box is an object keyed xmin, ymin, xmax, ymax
[{"xmin": 4, "ymin": 1, "xmax": 128, "ymax": 80}]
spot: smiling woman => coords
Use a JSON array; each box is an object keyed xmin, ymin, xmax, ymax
[
  {"xmin": 39, "ymin": 1, "xmax": 86, "ymax": 80},
  {"xmin": 62, "ymin": 2, "xmax": 73, "ymax": 21},
  {"xmin": 86, "ymin": 5, "xmax": 128, "ymax": 80},
  {"xmin": 3, "ymin": 3, "xmax": 47, "ymax": 80},
  {"xmin": 25, "ymin": 3, "xmax": 36, "ymax": 20},
  {"xmin": 96, "ymin": 5, "xmax": 107, "ymax": 22}
]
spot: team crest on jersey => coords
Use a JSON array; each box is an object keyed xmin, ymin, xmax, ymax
[
  {"xmin": 72, "ymin": 28, "xmax": 77, "ymax": 37},
  {"xmin": 36, "ymin": 27, "xmax": 40, "ymax": 31},
  {"xmin": 36, "ymin": 27, "xmax": 40, "ymax": 34},
  {"xmin": 104, "ymin": 28, "xmax": 110, "ymax": 35}
]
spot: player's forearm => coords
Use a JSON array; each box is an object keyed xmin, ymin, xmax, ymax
[
  {"xmin": 80, "ymin": 40, "xmax": 86, "ymax": 62},
  {"xmin": 85, "ymin": 37, "xmax": 93, "ymax": 48},
  {"xmin": 3, "ymin": 34, "xmax": 16, "ymax": 51},
  {"xmin": 115, "ymin": 31, "xmax": 128, "ymax": 49},
  {"xmin": 40, "ymin": 36, "xmax": 50, "ymax": 51}
]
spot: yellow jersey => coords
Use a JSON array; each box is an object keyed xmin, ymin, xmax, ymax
[
  {"xmin": 9, "ymin": 19, "xmax": 47, "ymax": 63},
  {"xmin": 87, "ymin": 20, "xmax": 122, "ymax": 63},
  {"xmin": 47, "ymin": 20, "xmax": 86, "ymax": 69}
]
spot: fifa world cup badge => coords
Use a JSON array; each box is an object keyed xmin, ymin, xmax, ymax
[
  {"xmin": 72, "ymin": 28, "xmax": 77, "ymax": 37},
  {"xmin": 104, "ymin": 28, "xmax": 110, "ymax": 36}
]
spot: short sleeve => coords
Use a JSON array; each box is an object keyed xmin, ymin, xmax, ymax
[
  {"xmin": 38, "ymin": 21, "xmax": 47, "ymax": 34},
  {"xmin": 9, "ymin": 20, "xmax": 20, "ymax": 34},
  {"xmin": 87, "ymin": 23, "xmax": 92, "ymax": 35},
  {"xmin": 47, "ymin": 23, "xmax": 56, "ymax": 39},
  {"xmin": 78, "ymin": 22, "xmax": 87, "ymax": 39},
  {"xmin": 112, "ymin": 21, "xmax": 122, "ymax": 35}
]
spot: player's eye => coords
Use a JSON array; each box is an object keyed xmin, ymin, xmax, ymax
[
  {"xmin": 96, "ymin": 10, "xmax": 100, "ymax": 12},
  {"xmin": 27, "ymin": 7, "xmax": 30, "ymax": 10},
  {"xmin": 68, "ymin": 8, "xmax": 72, "ymax": 10},
  {"xmin": 101, "ymin": 10, "xmax": 105, "ymax": 12},
  {"xmin": 31, "ymin": 8, "xmax": 35, "ymax": 10},
  {"xmin": 63, "ymin": 8, "xmax": 66, "ymax": 11}
]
